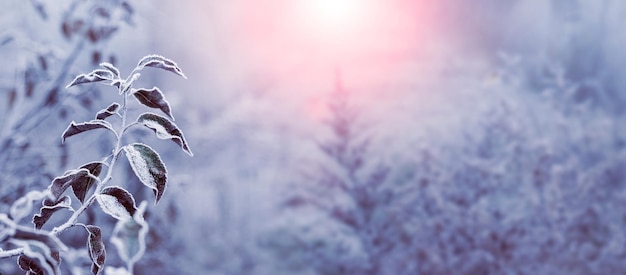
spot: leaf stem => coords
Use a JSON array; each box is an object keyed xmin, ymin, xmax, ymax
[{"xmin": 121, "ymin": 121, "xmax": 138, "ymax": 135}]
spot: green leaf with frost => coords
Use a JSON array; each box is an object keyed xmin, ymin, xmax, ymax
[
  {"xmin": 13, "ymin": 237, "xmax": 64, "ymax": 275},
  {"xmin": 136, "ymin": 112, "xmax": 192, "ymax": 156},
  {"xmin": 33, "ymin": 196, "xmax": 72, "ymax": 230},
  {"xmin": 96, "ymin": 186, "xmax": 137, "ymax": 221},
  {"xmin": 85, "ymin": 225, "xmax": 106, "ymax": 275},
  {"xmin": 50, "ymin": 169, "xmax": 98, "ymax": 200},
  {"xmin": 123, "ymin": 143, "xmax": 168, "ymax": 203},
  {"xmin": 100, "ymin": 62, "xmax": 120, "ymax": 79},
  {"xmin": 132, "ymin": 87, "xmax": 174, "ymax": 120},
  {"xmin": 66, "ymin": 69, "xmax": 114, "ymax": 88},
  {"xmin": 136, "ymin": 55, "xmax": 186, "ymax": 78},
  {"xmin": 111, "ymin": 202, "xmax": 148, "ymax": 269},
  {"xmin": 95, "ymin": 103, "xmax": 120, "ymax": 120},
  {"xmin": 61, "ymin": 120, "xmax": 116, "ymax": 143},
  {"xmin": 71, "ymin": 162, "xmax": 104, "ymax": 204}
]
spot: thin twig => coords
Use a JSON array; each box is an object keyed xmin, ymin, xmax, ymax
[{"xmin": 0, "ymin": 248, "xmax": 24, "ymax": 258}]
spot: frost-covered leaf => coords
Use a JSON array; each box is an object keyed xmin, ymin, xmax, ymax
[
  {"xmin": 66, "ymin": 69, "xmax": 114, "ymax": 88},
  {"xmin": 96, "ymin": 186, "xmax": 137, "ymax": 221},
  {"xmin": 123, "ymin": 143, "xmax": 167, "ymax": 203},
  {"xmin": 62, "ymin": 120, "xmax": 116, "ymax": 143},
  {"xmin": 12, "ymin": 225, "xmax": 67, "ymax": 253},
  {"xmin": 81, "ymin": 161, "xmax": 104, "ymax": 176},
  {"xmin": 71, "ymin": 162, "xmax": 104, "ymax": 204},
  {"xmin": 18, "ymin": 255, "xmax": 46, "ymax": 275},
  {"xmin": 33, "ymin": 196, "xmax": 72, "ymax": 230},
  {"xmin": 85, "ymin": 225, "xmax": 106, "ymax": 275},
  {"xmin": 111, "ymin": 79, "xmax": 122, "ymax": 89},
  {"xmin": 13, "ymin": 238, "xmax": 63, "ymax": 275},
  {"xmin": 95, "ymin": 103, "xmax": 120, "ymax": 120},
  {"xmin": 10, "ymin": 191, "xmax": 48, "ymax": 222},
  {"xmin": 11, "ymin": 226, "xmax": 66, "ymax": 274},
  {"xmin": 111, "ymin": 201, "xmax": 148, "ymax": 267},
  {"xmin": 136, "ymin": 55, "xmax": 186, "ymax": 78},
  {"xmin": 100, "ymin": 62, "xmax": 120, "ymax": 79},
  {"xmin": 136, "ymin": 113, "xmax": 193, "ymax": 156},
  {"xmin": 132, "ymin": 87, "xmax": 174, "ymax": 120},
  {"xmin": 50, "ymin": 169, "xmax": 98, "ymax": 200}
]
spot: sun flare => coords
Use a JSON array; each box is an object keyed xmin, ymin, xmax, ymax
[
  {"xmin": 297, "ymin": 0, "xmax": 365, "ymax": 33},
  {"xmin": 310, "ymin": 0, "xmax": 359, "ymax": 24}
]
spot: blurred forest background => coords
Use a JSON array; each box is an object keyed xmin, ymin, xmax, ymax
[{"xmin": 1, "ymin": 0, "xmax": 626, "ymax": 274}]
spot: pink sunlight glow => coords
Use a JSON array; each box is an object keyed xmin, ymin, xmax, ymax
[
  {"xmin": 287, "ymin": 0, "xmax": 444, "ymax": 122},
  {"xmin": 184, "ymin": 1, "xmax": 447, "ymax": 122},
  {"xmin": 295, "ymin": 0, "xmax": 369, "ymax": 38},
  {"xmin": 215, "ymin": 0, "xmax": 440, "ymax": 66}
]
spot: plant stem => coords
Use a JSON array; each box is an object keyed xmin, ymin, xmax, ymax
[
  {"xmin": 50, "ymin": 194, "xmax": 97, "ymax": 235},
  {"xmin": 51, "ymin": 89, "xmax": 130, "ymax": 236},
  {"xmin": 0, "ymin": 248, "xmax": 23, "ymax": 258}
]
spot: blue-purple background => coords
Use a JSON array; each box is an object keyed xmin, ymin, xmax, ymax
[{"xmin": 1, "ymin": 1, "xmax": 626, "ymax": 274}]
